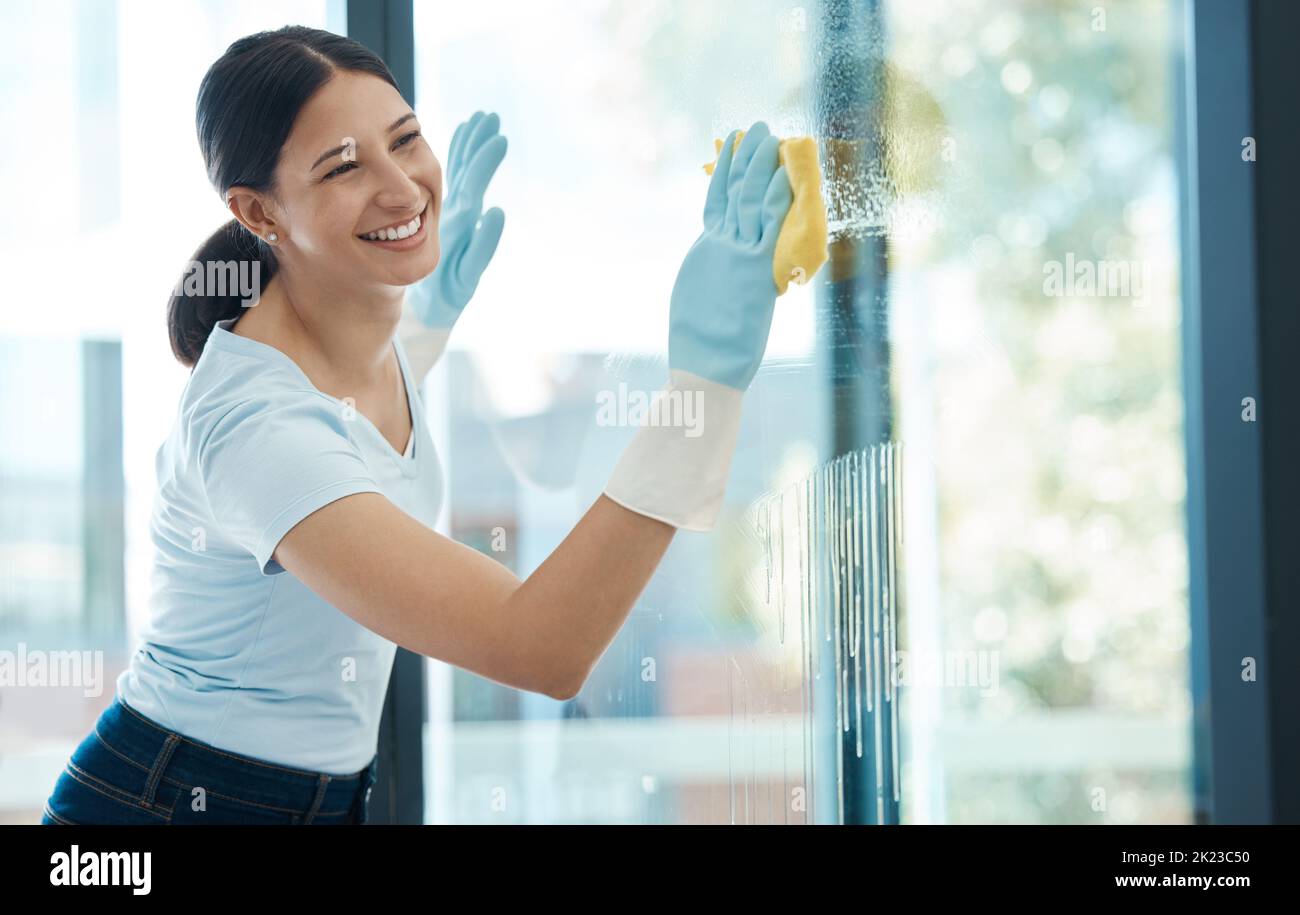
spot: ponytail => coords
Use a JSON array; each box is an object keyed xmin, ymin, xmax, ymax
[{"xmin": 167, "ymin": 219, "xmax": 277, "ymax": 368}]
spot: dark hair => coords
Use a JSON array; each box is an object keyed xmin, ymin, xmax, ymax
[{"xmin": 168, "ymin": 26, "xmax": 400, "ymax": 368}]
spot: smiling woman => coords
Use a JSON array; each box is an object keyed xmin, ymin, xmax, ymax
[
  {"xmin": 164, "ymin": 29, "xmax": 425, "ymax": 368},
  {"xmin": 40, "ymin": 23, "xmax": 794, "ymax": 825}
]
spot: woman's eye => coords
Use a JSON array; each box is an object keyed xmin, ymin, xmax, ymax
[{"xmin": 322, "ymin": 132, "xmax": 420, "ymax": 180}]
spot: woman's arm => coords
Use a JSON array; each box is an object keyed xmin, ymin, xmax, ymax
[
  {"xmin": 273, "ymin": 490, "xmax": 673, "ymax": 700},
  {"xmin": 283, "ymin": 120, "xmax": 792, "ymax": 701}
]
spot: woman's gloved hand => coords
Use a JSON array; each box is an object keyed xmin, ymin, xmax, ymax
[
  {"xmin": 400, "ymin": 110, "xmax": 508, "ymax": 384},
  {"xmin": 603, "ymin": 121, "xmax": 794, "ymax": 532},
  {"xmin": 669, "ymin": 121, "xmax": 793, "ymax": 391}
]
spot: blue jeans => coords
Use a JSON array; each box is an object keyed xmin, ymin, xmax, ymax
[{"xmin": 40, "ymin": 697, "xmax": 379, "ymax": 825}]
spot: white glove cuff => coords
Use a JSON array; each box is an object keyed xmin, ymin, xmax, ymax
[
  {"xmin": 602, "ymin": 369, "xmax": 745, "ymax": 532},
  {"xmin": 397, "ymin": 304, "xmax": 452, "ymax": 387}
]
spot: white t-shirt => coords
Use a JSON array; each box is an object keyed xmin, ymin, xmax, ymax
[{"xmin": 116, "ymin": 316, "xmax": 443, "ymax": 774}]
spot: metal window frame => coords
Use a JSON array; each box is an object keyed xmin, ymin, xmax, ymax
[
  {"xmin": 345, "ymin": 0, "xmax": 424, "ymax": 825},
  {"xmin": 1178, "ymin": 0, "xmax": 1276, "ymax": 824},
  {"xmin": 1246, "ymin": 0, "xmax": 1300, "ymax": 826},
  {"xmin": 813, "ymin": 0, "xmax": 900, "ymax": 826}
]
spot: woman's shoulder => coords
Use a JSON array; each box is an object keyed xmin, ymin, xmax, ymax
[{"xmin": 180, "ymin": 337, "xmax": 342, "ymax": 455}]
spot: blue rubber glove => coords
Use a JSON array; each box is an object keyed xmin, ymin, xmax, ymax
[
  {"xmin": 401, "ymin": 111, "xmax": 507, "ymax": 382},
  {"xmin": 603, "ymin": 121, "xmax": 793, "ymax": 532},
  {"xmin": 668, "ymin": 122, "xmax": 793, "ymax": 391}
]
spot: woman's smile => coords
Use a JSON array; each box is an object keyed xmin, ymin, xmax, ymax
[{"xmin": 356, "ymin": 199, "xmax": 432, "ymax": 251}]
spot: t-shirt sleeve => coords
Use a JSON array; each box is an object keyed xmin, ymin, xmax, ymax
[{"xmin": 198, "ymin": 391, "xmax": 384, "ymax": 576}]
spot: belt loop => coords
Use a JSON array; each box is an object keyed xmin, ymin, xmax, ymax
[
  {"xmin": 352, "ymin": 758, "xmax": 378, "ymax": 825},
  {"xmin": 362, "ymin": 759, "xmax": 377, "ymax": 821},
  {"xmin": 142, "ymin": 734, "xmax": 181, "ymax": 806},
  {"xmin": 302, "ymin": 774, "xmax": 330, "ymax": 825}
]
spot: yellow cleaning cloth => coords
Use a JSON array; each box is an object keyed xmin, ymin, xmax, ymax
[{"xmin": 704, "ymin": 132, "xmax": 828, "ymax": 295}]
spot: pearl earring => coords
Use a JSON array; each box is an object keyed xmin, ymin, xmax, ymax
[{"xmin": 267, "ymin": 232, "xmax": 278, "ymax": 243}]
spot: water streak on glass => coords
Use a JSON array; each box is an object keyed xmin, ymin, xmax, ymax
[{"xmin": 737, "ymin": 442, "xmax": 904, "ymax": 823}]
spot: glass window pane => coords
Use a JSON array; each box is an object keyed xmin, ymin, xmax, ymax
[{"xmin": 414, "ymin": 0, "xmax": 1189, "ymax": 824}]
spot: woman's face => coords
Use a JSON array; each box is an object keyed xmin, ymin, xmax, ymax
[{"xmin": 267, "ymin": 70, "xmax": 442, "ymax": 291}]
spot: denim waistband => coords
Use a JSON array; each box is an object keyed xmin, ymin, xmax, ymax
[{"xmin": 99, "ymin": 696, "xmax": 378, "ymax": 821}]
